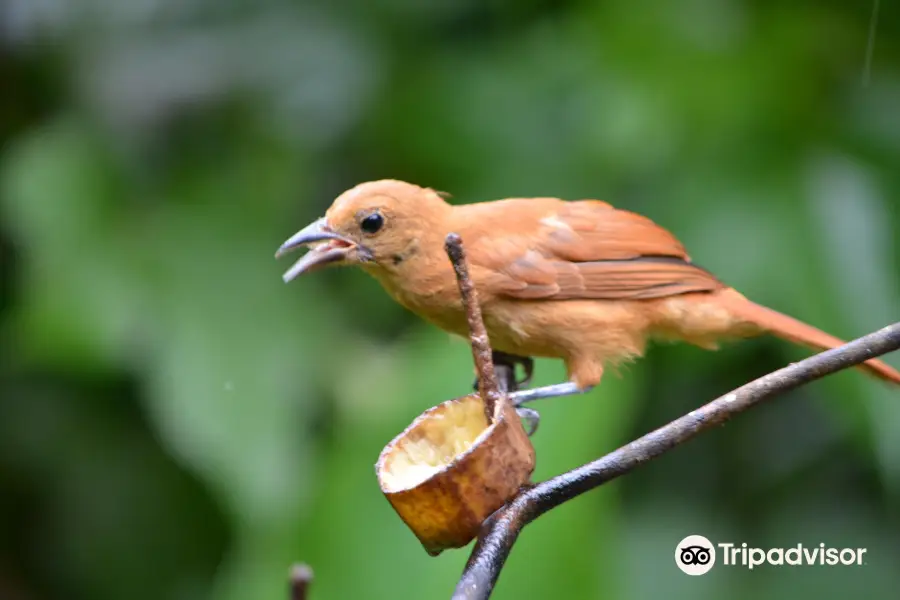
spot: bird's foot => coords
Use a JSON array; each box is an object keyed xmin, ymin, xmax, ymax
[
  {"xmin": 510, "ymin": 382, "xmax": 595, "ymax": 407},
  {"xmin": 471, "ymin": 351, "xmax": 540, "ymax": 436},
  {"xmin": 472, "ymin": 351, "xmax": 534, "ymax": 393}
]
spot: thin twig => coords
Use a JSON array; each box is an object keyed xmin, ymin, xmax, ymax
[
  {"xmin": 289, "ymin": 563, "xmax": 313, "ymax": 600},
  {"xmin": 863, "ymin": 0, "xmax": 880, "ymax": 86},
  {"xmin": 445, "ymin": 233, "xmax": 503, "ymax": 420},
  {"xmin": 452, "ymin": 322, "xmax": 900, "ymax": 599}
]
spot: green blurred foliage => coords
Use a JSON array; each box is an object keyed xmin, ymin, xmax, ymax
[{"xmin": 1, "ymin": 0, "xmax": 899, "ymax": 598}]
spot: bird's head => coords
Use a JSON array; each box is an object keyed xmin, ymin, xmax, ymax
[{"xmin": 276, "ymin": 179, "xmax": 453, "ymax": 282}]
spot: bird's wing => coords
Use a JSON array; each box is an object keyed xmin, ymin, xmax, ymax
[{"xmin": 465, "ymin": 199, "xmax": 724, "ymax": 301}]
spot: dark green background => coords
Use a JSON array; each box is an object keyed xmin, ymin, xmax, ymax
[{"xmin": 1, "ymin": 1, "xmax": 898, "ymax": 599}]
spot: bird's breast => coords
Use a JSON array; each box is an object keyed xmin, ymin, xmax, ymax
[{"xmin": 369, "ymin": 268, "xmax": 470, "ymax": 335}]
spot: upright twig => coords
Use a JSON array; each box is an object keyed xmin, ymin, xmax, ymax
[
  {"xmin": 445, "ymin": 233, "xmax": 503, "ymax": 420},
  {"xmin": 862, "ymin": 0, "xmax": 880, "ymax": 86},
  {"xmin": 451, "ymin": 322, "xmax": 900, "ymax": 599},
  {"xmin": 289, "ymin": 563, "xmax": 313, "ymax": 600}
]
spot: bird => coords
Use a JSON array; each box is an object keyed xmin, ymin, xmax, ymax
[{"xmin": 275, "ymin": 179, "xmax": 900, "ymax": 406}]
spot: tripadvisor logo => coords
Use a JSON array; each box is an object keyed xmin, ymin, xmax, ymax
[
  {"xmin": 675, "ymin": 535, "xmax": 867, "ymax": 575},
  {"xmin": 675, "ymin": 535, "xmax": 715, "ymax": 576}
]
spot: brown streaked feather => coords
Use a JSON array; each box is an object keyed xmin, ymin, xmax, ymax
[
  {"xmin": 547, "ymin": 201, "xmax": 691, "ymax": 261},
  {"xmin": 459, "ymin": 199, "xmax": 723, "ymax": 301},
  {"xmin": 551, "ymin": 258, "xmax": 723, "ymax": 300}
]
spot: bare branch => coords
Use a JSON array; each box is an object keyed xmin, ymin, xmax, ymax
[
  {"xmin": 450, "ymin": 318, "xmax": 900, "ymax": 599},
  {"xmin": 445, "ymin": 233, "xmax": 503, "ymax": 419}
]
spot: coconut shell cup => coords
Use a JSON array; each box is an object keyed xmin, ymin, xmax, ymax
[{"xmin": 376, "ymin": 392, "xmax": 536, "ymax": 556}]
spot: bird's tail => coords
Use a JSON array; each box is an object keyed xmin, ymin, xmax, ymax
[{"xmin": 717, "ymin": 289, "xmax": 900, "ymax": 385}]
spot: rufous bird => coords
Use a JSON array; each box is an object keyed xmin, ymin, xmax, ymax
[{"xmin": 276, "ymin": 179, "xmax": 900, "ymax": 407}]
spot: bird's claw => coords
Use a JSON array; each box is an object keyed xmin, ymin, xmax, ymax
[
  {"xmin": 516, "ymin": 407, "xmax": 540, "ymax": 437},
  {"xmin": 472, "ymin": 351, "xmax": 534, "ymax": 392}
]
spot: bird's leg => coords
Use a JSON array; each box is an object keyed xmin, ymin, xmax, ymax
[
  {"xmin": 510, "ymin": 382, "xmax": 595, "ymax": 406},
  {"xmin": 512, "ymin": 357, "xmax": 599, "ymax": 406},
  {"xmin": 472, "ymin": 350, "xmax": 534, "ymax": 392}
]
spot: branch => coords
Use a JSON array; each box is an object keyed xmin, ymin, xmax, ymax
[
  {"xmin": 445, "ymin": 233, "xmax": 503, "ymax": 419},
  {"xmin": 451, "ymin": 321, "xmax": 900, "ymax": 598},
  {"xmin": 289, "ymin": 564, "xmax": 313, "ymax": 600}
]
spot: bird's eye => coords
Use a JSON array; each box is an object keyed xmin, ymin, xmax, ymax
[{"xmin": 360, "ymin": 212, "xmax": 384, "ymax": 234}]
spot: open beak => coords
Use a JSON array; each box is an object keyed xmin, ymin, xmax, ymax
[{"xmin": 275, "ymin": 218, "xmax": 357, "ymax": 282}]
